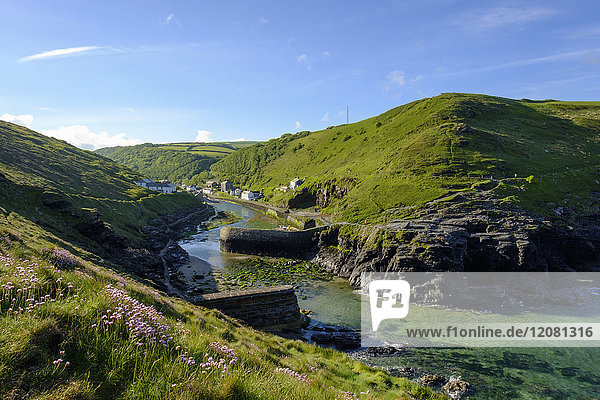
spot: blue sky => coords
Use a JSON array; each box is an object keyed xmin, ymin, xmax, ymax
[{"xmin": 0, "ymin": 0, "xmax": 599, "ymax": 150}]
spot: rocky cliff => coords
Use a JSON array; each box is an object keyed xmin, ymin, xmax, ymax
[{"xmin": 313, "ymin": 191, "xmax": 600, "ymax": 287}]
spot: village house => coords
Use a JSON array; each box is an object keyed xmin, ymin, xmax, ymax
[
  {"xmin": 241, "ymin": 190, "xmax": 261, "ymax": 201},
  {"xmin": 221, "ymin": 180, "xmax": 234, "ymax": 192},
  {"xmin": 289, "ymin": 177, "xmax": 304, "ymax": 190},
  {"xmin": 275, "ymin": 186, "xmax": 289, "ymax": 192},
  {"xmin": 202, "ymin": 188, "xmax": 214, "ymax": 196},
  {"xmin": 186, "ymin": 185, "xmax": 198, "ymax": 192},
  {"xmin": 205, "ymin": 180, "xmax": 219, "ymax": 189},
  {"xmin": 234, "ymin": 188, "xmax": 242, "ymax": 196},
  {"xmin": 135, "ymin": 178, "xmax": 154, "ymax": 188},
  {"xmin": 135, "ymin": 179, "xmax": 176, "ymax": 194}
]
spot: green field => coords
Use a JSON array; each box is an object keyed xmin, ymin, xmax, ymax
[
  {"xmin": 211, "ymin": 93, "xmax": 600, "ymax": 223},
  {"xmin": 96, "ymin": 141, "xmax": 260, "ymax": 186}
]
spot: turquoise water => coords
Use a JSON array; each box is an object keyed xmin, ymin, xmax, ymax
[{"xmin": 180, "ymin": 200, "xmax": 600, "ymax": 399}]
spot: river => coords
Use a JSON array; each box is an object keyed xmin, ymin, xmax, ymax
[{"xmin": 179, "ymin": 199, "xmax": 600, "ymax": 399}]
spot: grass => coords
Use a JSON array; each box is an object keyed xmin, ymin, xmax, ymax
[
  {"xmin": 0, "ymin": 227, "xmax": 443, "ymax": 400},
  {"xmin": 211, "ymin": 93, "xmax": 600, "ymax": 223},
  {"xmin": 95, "ymin": 142, "xmax": 260, "ymax": 187}
]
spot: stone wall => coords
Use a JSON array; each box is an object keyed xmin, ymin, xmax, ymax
[
  {"xmin": 220, "ymin": 226, "xmax": 326, "ymax": 257},
  {"xmin": 195, "ymin": 285, "xmax": 302, "ymax": 330}
]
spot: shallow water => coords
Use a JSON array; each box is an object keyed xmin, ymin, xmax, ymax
[{"xmin": 179, "ymin": 200, "xmax": 600, "ymax": 399}]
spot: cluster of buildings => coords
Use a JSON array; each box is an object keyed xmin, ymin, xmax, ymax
[
  {"xmin": 136, "ymin": 176, "xmax": 304, "ymax": 200},
  {"xmin": 135, "ymin": 178, "xmax": 202, "ymax": 195},
  {"xmin": 203, "ymin": 180, "xmax": 262, "ymax": 200}
]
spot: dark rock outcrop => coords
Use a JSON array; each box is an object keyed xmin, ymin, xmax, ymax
[{"xmin": 313, "ymin": 193, "xmax": 600, "ymax": 287}]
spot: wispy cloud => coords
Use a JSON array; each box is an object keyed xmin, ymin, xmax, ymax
[
  {"xmin": 435, "ymin": 49, "xmax": 600, "ymax": 77},
  {"xmin": 18, "ymin": 46, "xmax": 100, "ymax": 62},
  {"xmin": 383, "ymin": 70, "xmax": 406, "ymax": 92},
  {"xmin": 464, "ymin": 7, "xmax": 555, "ymax": 30},
  {"xmin": 321, "ymin": 50, "xmax": 332, "ymax": 58},
  {"xmin": 259, "ymin": 17, "xmax": 269, "ymax": 24},
  {"xmin": 41, "ymin": 124, "xmax": 142, "ymax": 150},
  {"xmin": 161, "ymin": 13, "xmax": 181, "ymax": 27},
  {"xmin": 195, "ymin": 129, "xmax": 213, "ymax": 142},
  {"xmin": 295, "ymin": 121, "xmax": 302, "ymax": 129},
  {"xmin": 297, "ymin": 54, "xmax": 310, "ymax": 70},
  {"xmin": 0, "ymin": 113, "xmax": 34, "ymax": 128},
  {"xmin": 233, "ymin": 137, "xmax": 247, "ymax": 141},
  {"xmin": 321, "ymin": 112, "xmax": 330, "ymax": 123}
]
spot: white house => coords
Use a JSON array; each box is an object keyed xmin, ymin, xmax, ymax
[
  {"xmin": 202, "ymin": 188, "xmax": 214, "ymax": 195},
  {"xmin": 289, "ymin": 177, "xmax": 304, "ymax": 190},
  {"xmin": 187, "ymin": 185, "xmax": 198, "ymax": 192},
  {"xmin": 136, "ymin": 179, "xmax": 176, "ymax": 194},
  {"xmin": 241, "ymin": 190, "xmax": 261, "ymax": 200},
  {"xmin": 234, "ymin": 188, "xmax": 242, "ymax": 196},
  {"xmin": 135, "ymin": 178, "xmax": 154, "ymax": 188}
]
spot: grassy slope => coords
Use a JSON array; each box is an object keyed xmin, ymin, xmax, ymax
[
  {"xmin": 211, "ymin": 94, "xmax": 600, "ymax": 223},
  {"xmin": 0, "ymin": 124, "xmax": 439, "ymax": 399},
  {"xmin": 0, "ymin": 223, "xmax": 441, "ymax": 400},
  {"xmin": 96, "ymin": 142, "xmax": 259, "ymax": 187},
  {"xmin": 0, "ymin": 121, "xmax": 204, "ymax": 247}
]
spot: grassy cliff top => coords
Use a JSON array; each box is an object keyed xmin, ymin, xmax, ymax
[{"xmin": 211, "ymin": 93, "xmax": 600, "ymax": 222}]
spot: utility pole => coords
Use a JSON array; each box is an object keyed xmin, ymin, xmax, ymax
[{"xmin": 346, "ymin": 106, "xmax": 349, "ymax": 124}]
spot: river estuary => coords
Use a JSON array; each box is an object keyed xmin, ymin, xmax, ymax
[{"xmin": 179, "ymin": 200, "xmax": 600, "ymax": 399}]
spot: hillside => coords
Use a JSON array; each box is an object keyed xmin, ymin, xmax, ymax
[
  {"xmin": 0, "ymin": 129, "xmax": 439, "ymax": 398},
  {"xmin": 96, "ymin": 141, "xmax": 259, "ymax": 186},
  {"xmin": 0, "ymin": 121, "xmax": 206, "ymax": 275},
  {"xmin": 211, "ymin": 93, "xmax": 600, "ymax": 223}
]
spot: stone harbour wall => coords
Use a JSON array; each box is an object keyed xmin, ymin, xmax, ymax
[
  {"xmin": 220, "ymin": 226, "xmax": 326, "ymax": 257},
  {"xmin": 195, "ymin": 285, "xmax": 302, "ymax": 330}
]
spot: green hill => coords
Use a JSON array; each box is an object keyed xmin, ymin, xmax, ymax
[
  {"xmin": 0, "ymin": 128, "xmax": 438, "ymax": 398},
  {"xmin": 96, "ymin": 141, "xmax": 259, "ymax": 186},
  {"xmin": 211, "ymin": 93, "xmax": 600, "ymax": 223},
  {"xmin": 0, "ymin": 121, "xmax": 205, "ymax": 253}
]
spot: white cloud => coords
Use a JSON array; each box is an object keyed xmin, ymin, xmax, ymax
[
  {"xmin": 467, "ymin": 7, "xmax": 555, "ymax": 29},
  {"xmin": 0, "ymin": 113, "xmax": 34, "ymax": 128},
  {"xmin": 321, "ymin": 112, "xmax": 330, "ymax": 123},
  {"xmin": 18, "ymin": 46, "xmax": 99, "ymax": 62},
  {"xmin": 233, "ymin": 137, "xmax": 247, "ymax": 141},
  {"xmin": 295, "ymin": 121, "xmax": 302, "ymax": 129},
  {"xmin": 297, "ymin": 54, "xmax": 311, "ymax": 69},
  {"xmin": 321, "ymin": 50, "xmax": 332, "ymax": 58},
  {"xmin": 161, "ymin": 13, "xmax": 181, "ymax": 27},
  {"xmin": 41, "ymin": 125, "xmax": 142, "ymax": 150},
  {"xmin": 195, "ymin": 129, "xmax": 213, "ymax": 142},
  {"xmin": 384, "ymin": 70, "xmax": 406, "ymax": 92},
  {"xmin": 259, "ymin": 17, "xmax": 269, "ymax": 24}
]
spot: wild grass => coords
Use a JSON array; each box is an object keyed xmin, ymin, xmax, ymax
[{"xmin": 0, "ymin": 234, "xmax": 443, "ymax": 400}]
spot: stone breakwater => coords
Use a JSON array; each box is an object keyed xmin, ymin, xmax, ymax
[
  {"xmin": 220, "ymin": 226, "xmax": 326, "ymax": 257},
  {"xmin": 195, "ymin": 285, "xmax": 302, "ymax": 330}
]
